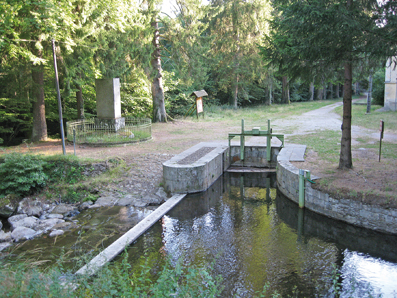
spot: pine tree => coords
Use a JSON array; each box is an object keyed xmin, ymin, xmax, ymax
[{"xmin": 261, "ymin": 0, "xmax": 397, "ymax": 169}]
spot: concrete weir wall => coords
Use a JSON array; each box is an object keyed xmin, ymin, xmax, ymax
[
  {"xmin": 163, "ymin": 142, "xmax": 230, "ymax": 193},
  {"xmin": 277, "ymin": 159, "xmax": 397, "ymax": 235},
  {"xmin": 163, "ymin": 142, "xmax": 280, "ymax": 193}
]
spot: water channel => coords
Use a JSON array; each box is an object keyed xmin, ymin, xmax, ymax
[{"xmin": 4, "ymin": 172, "xmax": 397, "ymax": 297}]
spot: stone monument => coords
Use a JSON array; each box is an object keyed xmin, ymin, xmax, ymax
[
  {"xmin": 384, "ymin": 57, "xmax": 397, "ymax": 111},
  {"xmin": 95, "ymin": 78, "xmax": 125, "ymax": 131}
]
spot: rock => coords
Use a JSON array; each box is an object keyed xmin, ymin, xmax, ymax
[
  {"xmin": 64, "ymin": 210, "xmax": 80, "ymax": 218},
  {"xmin": 11, "ymin": 226, "xmax": 40, "ymax": 242},
  {"xmin": 8, "ymin": 214, "xmax": 27, "ymax": 225},
  {"xmin": 79, "ymin": 201, "xmax": 93, "ymax": 211},
  {"xmin": 0, "ymin": 220, "xmax": 2, "ymax": 230},
  {"xmin": 0, "ymin": 195, "xmax": 19, "ymax": 218},
  {"xmin": 116, "ymin": 195, "xmax": 135, "ymax": 206},
  {"xmin": 133, "ymin": 199, "xmax": 149, "ymax": 207},
  {"xmin": 40, "ymin": 213, "xmax": 64, "ymax": 220},
  {"xmin": 51, "ymin": 204, "xmax": 78, "ymax": 214},
  {"xmin": 49, "ymin": 230, "xmax": 64, "ymax": 237},
  {"xmin": 42, "ymin": 203, "xmax": 51, "ymax": 212},
  {"xmin": 0, "ymin": 230, "xmax": 12, "ymax": 242},
  {"xmin": 34, "ymin": 218, "xmax": 65, "ymax": 232},
  {"xmin": 17, "ymin": 198, "xmax": 43, "ymax": 217},
  {"xmin": 91, "ymin": 196, "xmax": 118, "ymax": 207},
  {"xmin": 0, "ymin": 242, "xmax": 12, "ymax": 252},
  {"xmin": 155, "ymin": 187, "xmax": 168, "ymax": 200},
  {"xmin": 52, "ymin": 221, "xmax": 78, "ymax": 231},
  {"xmin": 9, "ymin": 216, "xmax": 38, "ymax": 231},
  {"xmin": 142, "ymin": 195, "xmax": 163, "ymax": 206}
]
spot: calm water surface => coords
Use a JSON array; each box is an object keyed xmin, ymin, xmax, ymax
[{"xmin": 124, "ymin": 172, "xmax": 397, "ymax": 297}]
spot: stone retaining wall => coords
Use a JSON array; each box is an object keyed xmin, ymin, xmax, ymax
[{"xmin": 277, "ymin": 159, "xmax": 397, "ymax": 235}]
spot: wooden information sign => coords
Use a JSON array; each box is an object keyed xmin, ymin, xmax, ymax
[
  {"xmin": 185, "ymin": 90, "xmax": 208, "ymax": 119},
  {"xmin": 196, "ymin": 97, "xmax": 203, "ymax": 113}
]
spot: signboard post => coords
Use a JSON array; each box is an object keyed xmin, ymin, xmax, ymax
[
  {"xmin": 185, "ymin": 90, "xmax": 208, "ymax": 119},
  {"xmin": 379, "ymin": 120, "xmax": 384, "ymax": 162}
]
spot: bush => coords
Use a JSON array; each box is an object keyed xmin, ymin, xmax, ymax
[
  {"xmin": 0, "ymin": 154, "xmax": 48, "ymax": 198},
  {"xmin": 0, "ymin": 154, "xmax": 95, "ymax": 202}
]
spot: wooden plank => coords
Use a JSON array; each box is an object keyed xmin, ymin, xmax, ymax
[{"xmin": 75, "ymin": 193, "xmax": 187, "ymax": 276}]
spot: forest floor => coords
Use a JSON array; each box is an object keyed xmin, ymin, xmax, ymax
[{"xmin": 2, "ymin": 98, "xmax": 397, "ymax": 208}]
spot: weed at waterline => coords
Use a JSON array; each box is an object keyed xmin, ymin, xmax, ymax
[{"xmin": 0, "ymin": 251, "xmax": 224, "ymax": 298}]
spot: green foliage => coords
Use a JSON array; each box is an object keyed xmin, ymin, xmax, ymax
[
  {"xmin": 0, "ymin": 97, "xmax": 32, "ymax": 145},
  {"xmin": 44, "ymin": 156, "xmax": 85, "ymax": 185},
  {"xmin": 0, "ymin": 154, "xmax": 48, "ymax": 198},
  {"xmin": 121, "ymin": 71, "xmax": 153, "ymax": 119},
  {"xmin": 0, "ymin": 252, "xmax": 224, "ymax": 298},
  {"xmin": 0, "ymin": 153, "xmax": 100, "ymax": 202},
  {"xmin": 260, "ymin": 0, "xmax": 396, "ymax": 82},
  {"xmin": 372, "ymin": 68, "xmax": 385, "ymax": 106}
]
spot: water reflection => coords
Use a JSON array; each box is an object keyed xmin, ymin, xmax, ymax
[{"xmin": 129, "ymin": 172, "xmax": 397, "ymax": 297}]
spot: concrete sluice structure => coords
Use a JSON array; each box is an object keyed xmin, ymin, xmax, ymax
[{"xmin": 163, "ymin": 141, "xmax": 282, "ymax": 194}]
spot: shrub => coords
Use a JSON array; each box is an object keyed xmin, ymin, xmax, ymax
[{"xmin": 0, "ymin": 154, "xmax": 48, "ymax": 198}]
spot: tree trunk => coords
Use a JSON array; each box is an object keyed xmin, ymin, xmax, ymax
[
  {"xmin": 231, "ymin": 76, "xmax": 239, "ymax": 108},
  {"xmin": 336, "ymin": 83, "xmax": 340, "ymax": 98},
  {"xmin": 151, "ymin": 19, "xmax": 167, "ymax": 123},
  {"xmin": 317, "ymin": 86, "xmax": 324, "ymax": 100},
  {"xmin": 355, "ymin": 81, "xmax": 360, "ymax": 95},
  {"xmin": 281, "ymin": 76, "xmax": 290, "ymax": 104},
  {"xmin": 231, "ymin": 8, "xmax": 240, "ymax": 109},
  {"xmin": 31, "ymin": 62, "xmax": 47, "ymax": 142},
  {"xmin": 76, "ymin": 84, "xmax": 84, "ymax": 119},
  {"xmin": 338, "ymin": 61, "xmax": 353, "ymax": 169},
  {"xmin": 309, "ymin": 82, "xmax": 314, "ymax": 101},
  {"xmin": 328, "ymin": 82, "xmax": 333, "ymax": 99},
  {"xmin": 366, "ymin": 72, "xmax": 373, "ymax": 114}
]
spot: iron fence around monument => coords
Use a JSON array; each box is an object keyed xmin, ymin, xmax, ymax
[{"xmin": 66, "ymin": 118, "xmax": 152, "ymax": 146}]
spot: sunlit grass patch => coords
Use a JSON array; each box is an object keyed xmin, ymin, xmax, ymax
[
  {"xmin": 287, "ymin": 130, "xmax": 341, "ymax": 162},
  {"xmin": 335, "ymin": 104, "xmax": 397, "ymax": 134}
]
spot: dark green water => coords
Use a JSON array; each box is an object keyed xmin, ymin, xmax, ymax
[
  {"xmin": 122, "ymin": 172, "xmax": 397, "ymax": 297},
  {"xmin": 4, "ymin": 172, "xmax": 397, "ymax": 297}
]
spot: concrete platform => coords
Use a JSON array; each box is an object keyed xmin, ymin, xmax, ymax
[{"xmin": 277, "ymin": 144, "xmax": 307, "ymax": 162}]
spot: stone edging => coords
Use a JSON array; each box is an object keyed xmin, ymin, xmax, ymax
[{"xmin": 276, "ymin": 158, "xmax": 397, "ymax": 235}]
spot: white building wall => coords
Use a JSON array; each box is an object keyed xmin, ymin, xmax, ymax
[{"xmin": 384, "ymin": 57, "xmax": 397, "ymax": 111}]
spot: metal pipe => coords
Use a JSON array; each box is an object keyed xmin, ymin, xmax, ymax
[
  {"xmin": 51, "ymin": 39, "xmax": 66, "ymax": 155},
  {"xmin": 299, "ymin": 169, "xmax": 305, "ymax": 208},
  {"xmin": 240, "ymin": 119, "xmax": 245, "ymax": 161},
  {"xmin": 73, "ymin": 128, "xmax": 76, "ymax": 156}
]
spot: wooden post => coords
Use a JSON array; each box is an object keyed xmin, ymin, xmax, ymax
[{"xmin": 379, "ymin": 120, "xmax": 384, "ymax": 162}]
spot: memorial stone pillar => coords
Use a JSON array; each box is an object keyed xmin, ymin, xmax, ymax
[{"xmin": 95, "ymin": 78, "xmax": 125, "ymax": 131}]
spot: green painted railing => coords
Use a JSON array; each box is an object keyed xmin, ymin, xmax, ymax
[{"xmin": 66, "ymin": 118, "xmax": 151, "ymax": 146}]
